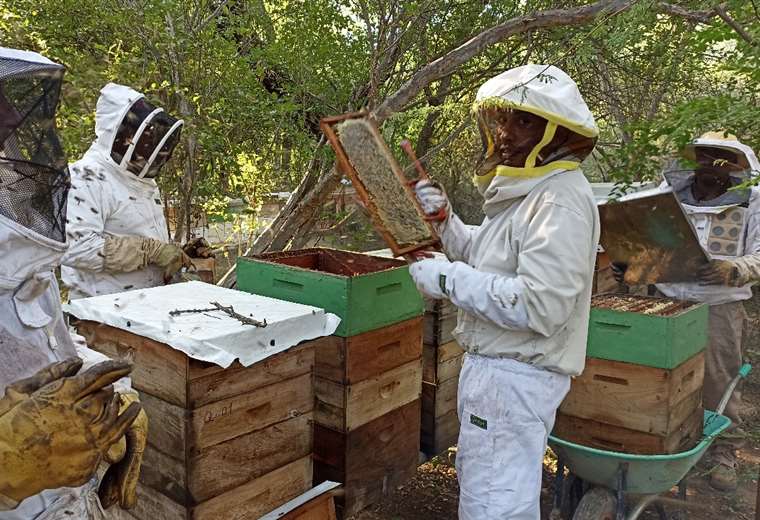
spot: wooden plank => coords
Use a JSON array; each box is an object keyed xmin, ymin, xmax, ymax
[
  {"xmin": 436, "ymin": 354, "xmax": 463, "ymax": 384},
  {"xmin": 422, "ymin": 344, "xmax": 436, "ymax": 384},
  {"xmin": 140, "ymin": 444, "xmax": 189, "ymax": 506},
  {"xmin": 314, "ymin": 400, "xmax": 421, "ymax": 517},
  {"xmin": 559, "ymin": 354, "xmax": 704, "ymax": 435},
  {"xmin": 191, "ymin": 372, "xmax": 313, "ymax": 450},
  {"xmin": 188, "ymin": 413, "xmax": 313, "ymax": 502},
  {"xmin": 128, "ymin": 482, "xmax": 188, "ymax": 520},
  {"xmin": 76, "ymin": 321, "xmax": 189, "ymax": 407},
  {"xmin": 344, "ymin": 359, "xmax": 422, "ymax": 431},
  {"xmin": 188, "ymin": 346, "xmax": 313, "ymax": 407},
  {"xmin": 433, "ymin": 410, "xmax": 460, "ymax": 455},
  {"xmin": 193, "ymin": 456, "xmax": 313, "ymax": 520},
  {"xmin": 311, "ymin": 336, "xmax": 346, "ymax": 384},
  {"xmin": 140, "ymin": 392, "xmax": 187, "ymax": 461},
  {"xmin": 260, "ymin": 481, "xmax": 341, "ymax": 520},
  {"xmin": 553, "ymin": 408, "xmax": 703, "ymax": 455},
  {"xmin": 343, "ymin": 317, "xmax": 422, "ymax": 384},
  {"xmin": 423, "ymin": 312, "xmax": 457, "ymax": 346},
  {"xmin": 437, "ymin": 340, "xmax": 464, "ymax": 364}
]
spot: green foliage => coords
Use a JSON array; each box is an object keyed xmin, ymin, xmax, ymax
[{"xmin": 2, "ymin": 0, "xmax": 759, "ymax": 238}]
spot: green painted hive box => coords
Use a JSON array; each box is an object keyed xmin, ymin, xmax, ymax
[
  {"xmin": 587, "ymin": 294, "xmax": 708, "ymax": 369},
  {"xmin": 237, "ymin": 248, "xmax": 424, "ymax": 337}
]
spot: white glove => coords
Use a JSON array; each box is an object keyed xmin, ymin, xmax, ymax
[
  {"xmin": 409, "ymin": 258, "xmax": 452, "ymax": 299},
  {"xmin": 414, "ymin": 180, "xmax": 448, "ymax": 217}
]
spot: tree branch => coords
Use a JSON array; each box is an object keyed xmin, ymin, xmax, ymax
[
  {"xmin": 714, "ymin": 5, "xmax": 756, "ymax": 45},
  {"xmin": 372, "ymin": 0, "xmax": 635, "ymax": 122}
]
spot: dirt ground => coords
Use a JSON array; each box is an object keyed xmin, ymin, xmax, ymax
[{"xmin": 351, "ymin": 293, "xmax": 760, "ymax": 520}]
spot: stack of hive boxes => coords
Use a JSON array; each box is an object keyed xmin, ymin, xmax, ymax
[
  {"xmin": 421, "ymin": 297, "xmax": 463, "ymax": 457},
  {"xmin": 73, "ymin": 289, "xmax": 327, "ymax": 519},
  {"xmin": 237, "ymin": 248, "xmax": 425, "ymax": 517},
  {"xmin": 554, "ymin": 294, "xmax": 708, "ymax": 455}
]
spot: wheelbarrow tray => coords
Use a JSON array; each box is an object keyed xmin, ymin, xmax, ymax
[{"xmin": 548, "ymin": 411, "xmax": 731, "ymax": 495}]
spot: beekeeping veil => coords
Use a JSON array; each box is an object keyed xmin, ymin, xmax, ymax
[
  {"xmin": 473, "ymin": 64, "xmax": 599, "ymax": 188},
  {"xmin": 0, "ymin": 47, "xmax": 68, "ymax": 243},
  {"xmin": 96, "ymin": 83, "xmax": 183, "ymax": 179}
]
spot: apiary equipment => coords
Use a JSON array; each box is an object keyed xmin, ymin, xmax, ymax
[
  {"xmin": 367, "ymin": 248, "xmax": 464, "ymax": 458},
  {"xmin": 320, "ymin": 111, "xmax": 440, "ymax": 257},
  {"xmin": 236, "ymin": 248, "xmax": 424, "ymax": 517},
  {"xmin": 65, "ymin": 281, "xmax": 340, "ymax": 520},
  {"xmin": 556, "ymin": 294, "xmax": 708, "ymax": 455}
]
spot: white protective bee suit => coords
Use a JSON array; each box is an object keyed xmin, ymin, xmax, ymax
[
  {"xmin": 61, "ymin": 83, "xmax": 183, "ymax": 300},
  {"xmin": 0, "ymin": 47, "xmax": 117, "ymax": 520},
  {"xmin": 632, "ymin": 134, "xmax": 760, "ymax": 468},
  {"xmin": 410, "ymin": 65, "xmax": 600, "ymax": 519}
]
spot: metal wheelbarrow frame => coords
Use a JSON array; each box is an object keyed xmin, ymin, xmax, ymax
[{"xmin": 549, "ymin": 364, "xmax": 750, "ymax": 520}]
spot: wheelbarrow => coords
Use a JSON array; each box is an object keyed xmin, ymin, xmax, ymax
[{"xmin": 548, "ymin": 363, "xmax": 752, "ymax": 520}]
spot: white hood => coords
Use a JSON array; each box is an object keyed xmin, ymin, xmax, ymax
[{"xmin": 683, "ymin": 134, "xmax": 760, "ymax": 178}]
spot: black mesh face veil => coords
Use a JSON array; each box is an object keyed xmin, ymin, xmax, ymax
[
  {"xmin": 0, "ymin": 53, "xmax": 68, "ymax": 243},
  {"xmin": 110, "ymin": 98, "xmax": 182, "ymax": 178}
]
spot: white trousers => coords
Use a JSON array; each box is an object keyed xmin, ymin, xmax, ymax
[{"xmin": 456, "ymin": 354, "xmax": 570, "ymax": 520}]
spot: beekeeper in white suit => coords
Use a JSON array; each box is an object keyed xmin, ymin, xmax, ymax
[
  {"xmin": 411, "ymin": 64, "xmax": 600, "ymax": 519},
  {"xmin": 62, "ymin": 83, "xmax": 192, "ymax": 300},
  {"xmin": 613, "ymin": 132, "xmax": 760, "ymax": 491},
  {"xmin": 0, "ymin": 47, "xmax": 144, "ymax": 519}
]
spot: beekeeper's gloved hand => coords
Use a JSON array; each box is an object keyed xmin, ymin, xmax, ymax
[
  {"xmin": 698, "ymin": 259, "xmax": 741, "ymax": 286},
  {"xmin": 104, "ymin": 236, "xmax": 192, "ymax": 280},
  {"xmin": 99, "ymin": 392, "xmax": 148, "ymax": 510},
  {"xmin": 610, "ymin": 262, "xmax": 628, "ymax": 284},
  {"xmin": 183, "ymin": 237, "xmax": 214, "ymax": 259},
  {"xmin": 414, "ymin": 180, "xmax": 448, "ymax": 221},
  {"xmin": 0, "ymin": 359, "xmax": 140, "ymax": 509},
  {"xmin": 409, "ymin": 258, "xmax": 453, "ymax": 299}
]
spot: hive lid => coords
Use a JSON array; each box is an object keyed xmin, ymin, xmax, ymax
[{"xmin": 65, "ymin": 281, "xmax": 340, "ymax": 368}]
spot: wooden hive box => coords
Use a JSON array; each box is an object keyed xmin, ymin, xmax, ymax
[
  {"xmin": 314, "ymin": 400, "xmax": 421, "ymax": 518},
  {"xmin": 588, "ymin": 294, "xmax": 708, "ymax": 369},
  {"xmin": 556, "ymin": 353, "xmax": 705, "ymax": 455},
  {"xmin": 76, "ymin": 322, "xmax": 321, "ymax": 520},
  {"xmin": 236, "ymin": 248, "xmax": 424, "ymax": 337},
  {"xmin": 421, "ymin": 339, "xmax": 463, "ymax": 456},
  {"xmin": 423, "ymin": 297, "xmax": 457, "ymax": 346}
]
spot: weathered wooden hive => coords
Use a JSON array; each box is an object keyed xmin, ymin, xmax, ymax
[
  {"xmin": 67, "ymin": 281, "xmax": 340, "ymax": 519},
  {"xmin": 555, "ymin": 294, "xmax": 708, "ymax": 455},
  {"xmin": 237, "ymin": 248, "xmax": 425, "ymax": 517}
]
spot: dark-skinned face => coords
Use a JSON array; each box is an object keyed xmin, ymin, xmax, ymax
[
  {"xmin": 482, "ymin": 108, "xmax": 548, "ymax": 168},
  {"xmin": 692, "ymin": 146, "xmax": 739, "ymax": 200}
]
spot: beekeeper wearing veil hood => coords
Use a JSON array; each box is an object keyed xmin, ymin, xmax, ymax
[
  {"xmin": 411, "ymin": 64, "xmax": 600, "ymax": 519},
  {"xmin": 0, "ymin": 47, "xmax": 144, "ymax": 519},
  {"xmin": 62, "ymin": 83, "xmax": 192, "ymax": 300}
]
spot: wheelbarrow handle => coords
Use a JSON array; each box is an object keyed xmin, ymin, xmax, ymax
[{"xmin": 716, "ymin": 363, "xmax": 752, "ymax": 416}]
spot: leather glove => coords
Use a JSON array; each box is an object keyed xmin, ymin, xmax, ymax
[
  {"xmin": 0, "ymin": 358, "xmax": 140, "ymax": 507},
  {"xmin": 143, "ymin": 239, "xmax": 193, "ymax": 279},
  {"xmin": 99, "ymin": 392, "xmax": 148, "ymax": 510},
  {"xmin": 698, "ymin": 259, "xmax": 741, "ymax": 286},
  {"xmin": 414, "ymin": 180, "xmax": 448, "ymax": 221},
  {"xmin": 409, "ymin": 258, "xmax": 453, "ymax": 299},
  {"xmin": 183, "ymin": 237, "xmax": 214, "ymax": 259},
  {"xmin": 610, "ymin": 262, "xmax": 628, "ymax": 284}
]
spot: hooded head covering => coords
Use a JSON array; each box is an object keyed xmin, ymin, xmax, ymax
[
  {"xmin": 91, "ymin": 83, "xmax": 183, "ymax": 179},
  {"xmin": 664, "ymin": 132, "xmax": 760, "ymax": 207},
  {"xmin": 0, "ymin": 47, "xmax": 69, "ymax": 244},
  {"xmin": 473, "ymin": 64, "xmax": 598, "ymax": 189}
]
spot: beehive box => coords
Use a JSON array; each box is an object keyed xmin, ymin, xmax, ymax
[
  {"xmin": 588, "ymin": 294, "xmax": 708, "ymax": 369},
  {"xmin": 314, "ymin": 400, "xmax": 421, "ymax": 518},
  {"xmin": 66, "ymin": 282, "xmax": 341, "ymax": 520},
  {"xmin": 421, "ymin": 340, "xmax": 463, "ymax": 456},
  {"xmin": 237, "ymin": 248, "xmax": 424, "ymax": 337},
  {"xmin": 557, "ymin": 353, "xmax": 705, "ymax": 455}
]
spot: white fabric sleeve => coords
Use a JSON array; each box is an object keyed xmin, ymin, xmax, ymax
[
  {"xmin": 436, "ymin": 212, "xmax": 476, "ymax": 263},
  {"xmin": 518, "ymin": 202, "xmax": 596, "ymax": 337},
  {"xmin": 61, "ymin": 167, "xmax": 109, "ymax": 272},
  {"xmin": 444, "ymin": 261, "xmax": 530, "ymax": 330},
  {"xmin": 733, "ymin": 194, "xmax": 760, "ymax": 285},
  {"xmin": 71, "ymin": 331, "xmax": 134, "ymax": 395}
]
